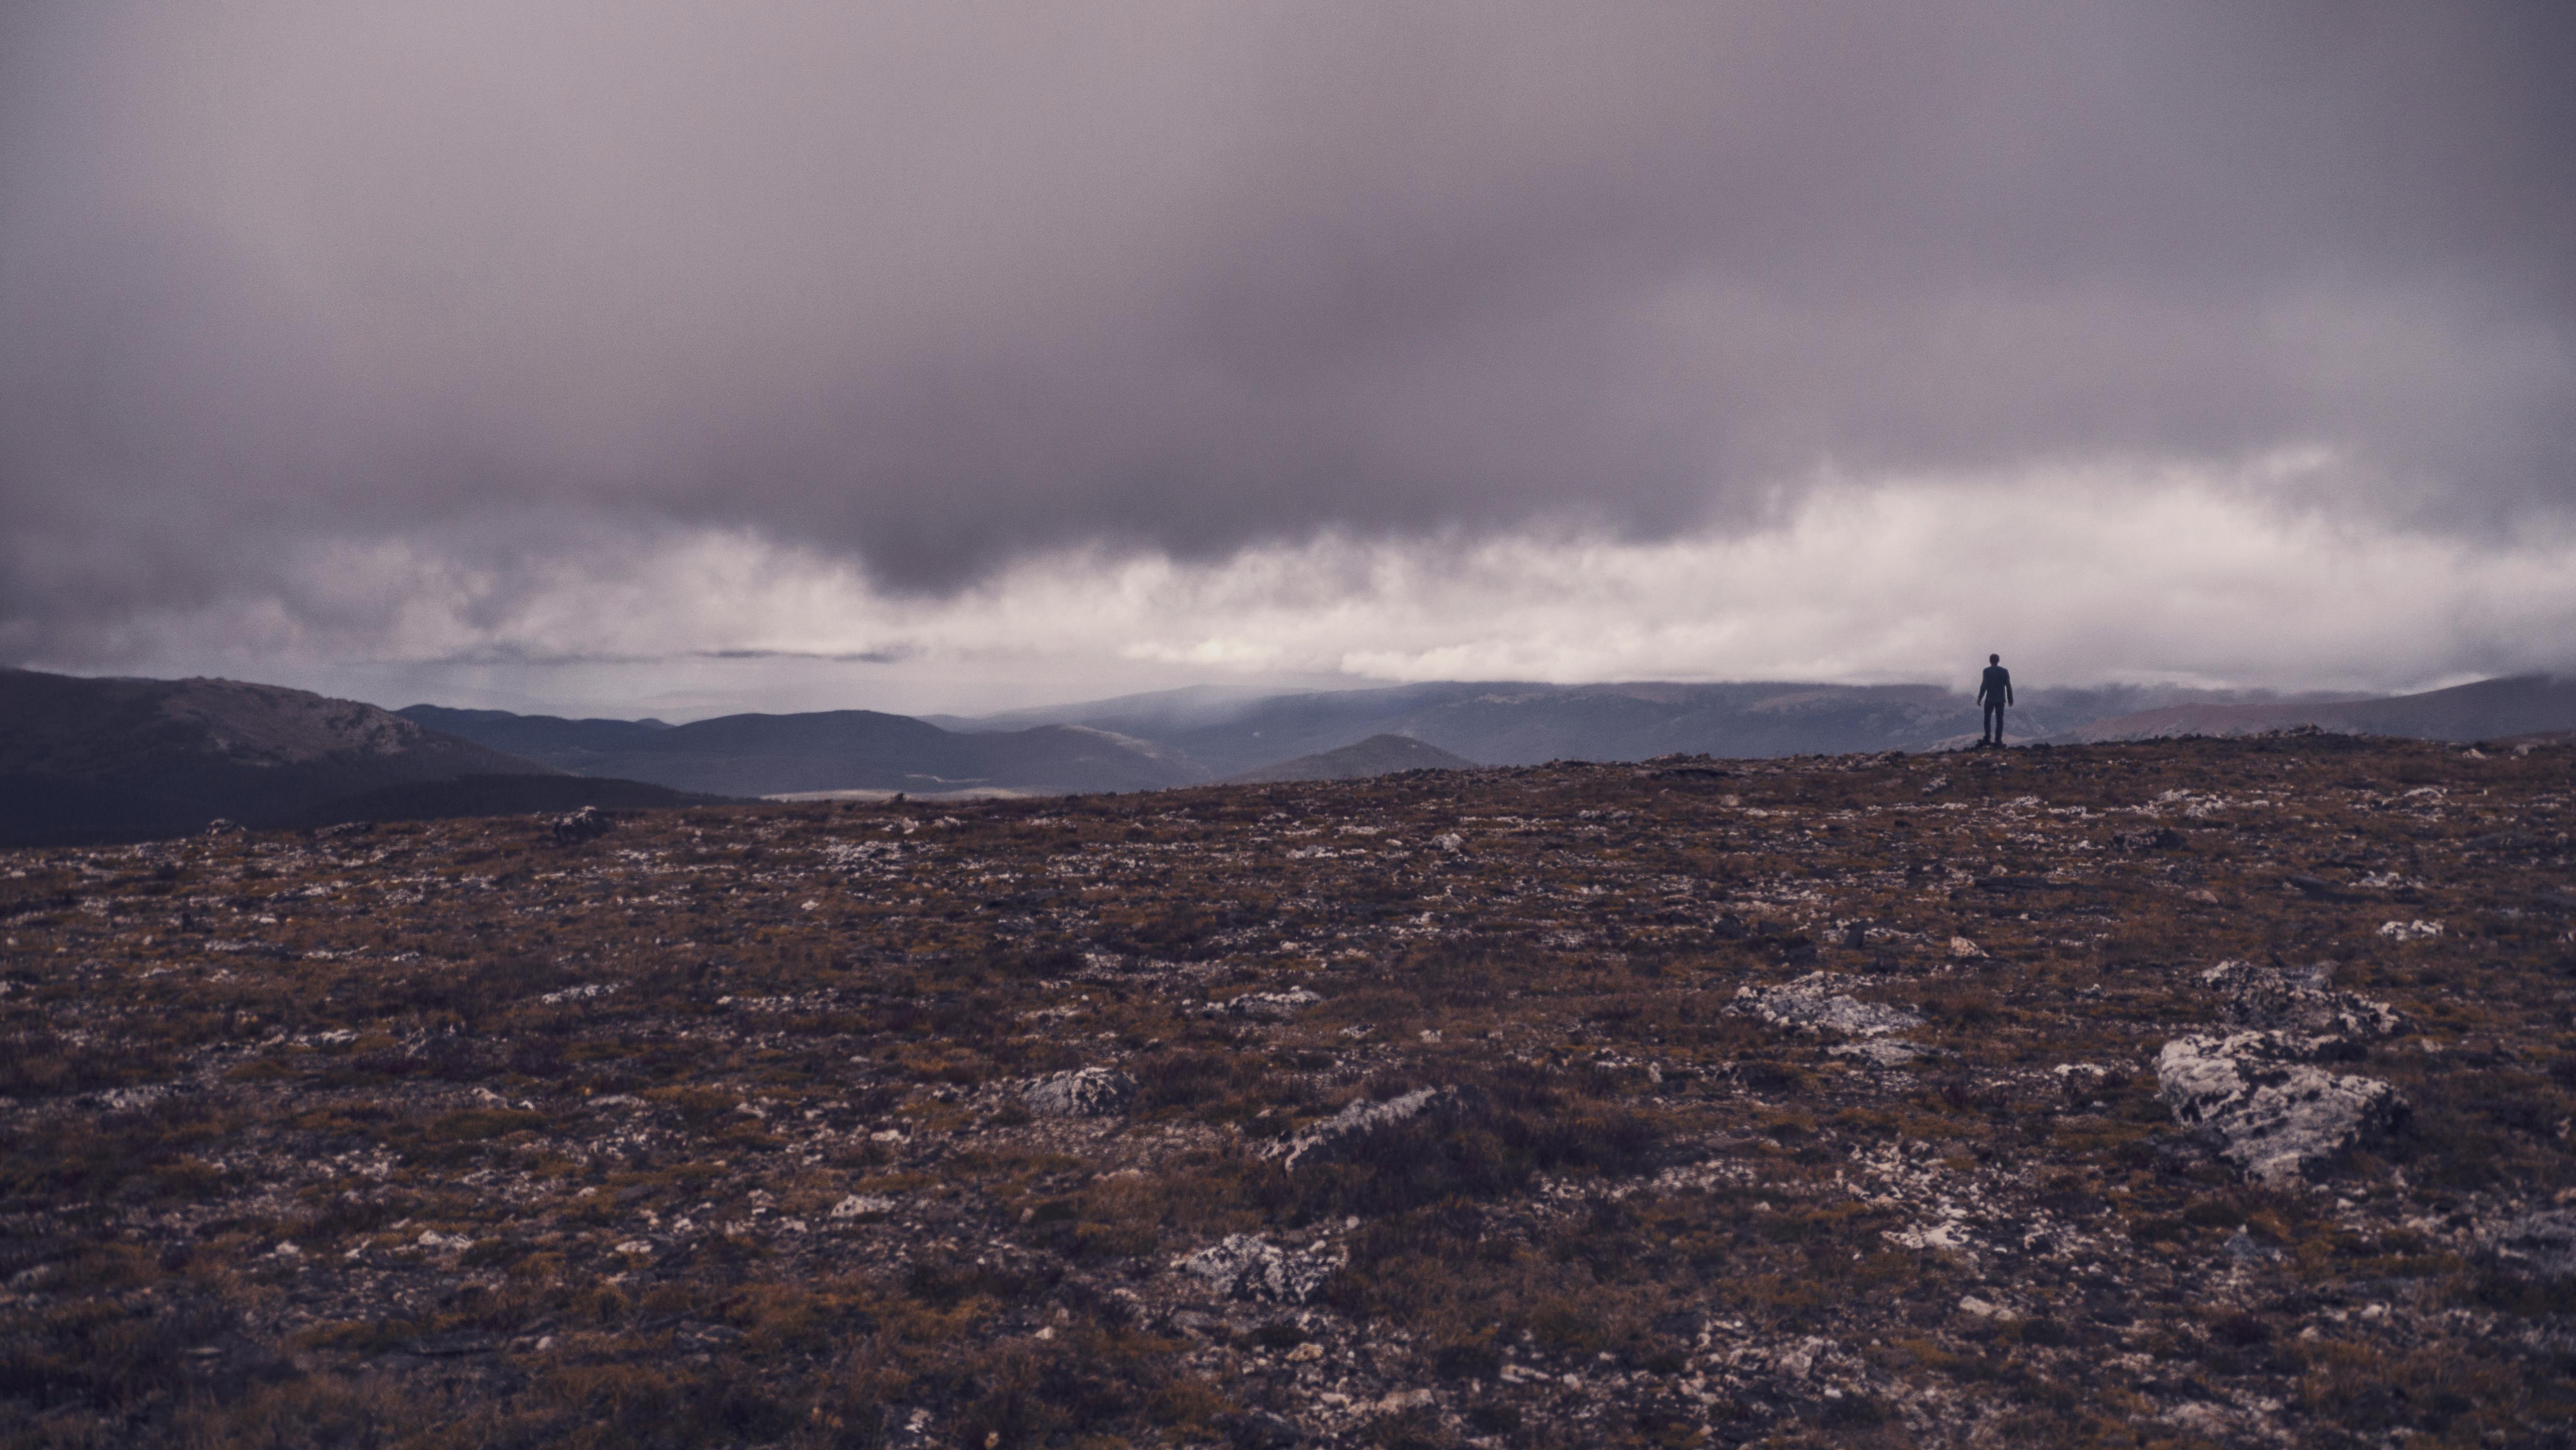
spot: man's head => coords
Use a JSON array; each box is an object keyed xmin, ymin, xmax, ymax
[{"xmin": 1989, "ymin": 654, "xmax": 2000, "ymax": 665}]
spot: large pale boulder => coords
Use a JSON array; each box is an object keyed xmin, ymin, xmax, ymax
[{"xmin": 2155, "ymin": 1034, "xmax": 2407, "ymax": 1185}]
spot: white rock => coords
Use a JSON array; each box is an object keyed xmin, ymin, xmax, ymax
[
  {"xmin": 1733, "ymin": 973, "xmax": 1923, "ymax": 1037},
  {"xmin": 830, "ymin": 1194, "xmax": 897, "ymax": 1220},
  {"xmin": 1023, "ymin": 1067, "xmax": 1137, "ymax": 1118},
  {"xmin": 1263, "ymin": 1086, "xmax": 1475, "ymax": 1173},
  {"xmin": 1214, "ymin": 988, "xmax": 1322, "ymax": 1020},
  {"xmin": 1175, "ymin": 1234, "xmax": 1344, "ymax": 1303},
  {"xmin": 2155, "ymin": 1033, "xmax": 2406, "ymax": 1184}
]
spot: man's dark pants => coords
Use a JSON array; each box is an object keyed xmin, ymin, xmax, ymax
[{"xmin": 1982, "ymin": 702, "xmax": 2006, "ymax": 744}]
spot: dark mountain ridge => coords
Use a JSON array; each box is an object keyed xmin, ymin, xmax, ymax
[{"xmin": 0, "ymin": 669, "xmax": 577, "ymax": 845}]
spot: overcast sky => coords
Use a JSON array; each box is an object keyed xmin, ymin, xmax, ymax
[{"xmin": 4, "ymin": 2, "xmax": 2571, "ymax": 718}]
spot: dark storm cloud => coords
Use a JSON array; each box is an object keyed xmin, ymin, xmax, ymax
[{"xmin": 3, "ymin": 1, "xmax": 2571, "ymax": 656}]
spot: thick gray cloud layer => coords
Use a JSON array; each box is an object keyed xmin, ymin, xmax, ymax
[{"xmin": 3, "ymin": 1, "xmax": 2571, "ymax": 662}]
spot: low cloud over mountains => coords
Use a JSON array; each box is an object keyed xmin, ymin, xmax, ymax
[{"xmin": 4, "ymin": 5, "xmax": 2571, "ymax": 703}]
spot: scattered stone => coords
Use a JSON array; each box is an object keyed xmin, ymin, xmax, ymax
[
  {"xmin": 1827, "ymin": 1039, "xmax": 1938, "ymax": 1069},
  {"xmin": 2162, "ymin": 1402, "xmax": 2246, "ymax": 1440},
  {"xmin": 2201, "ymin": 959, "xmax": 2403, "ymax": 1042},
  {"xmin": 2222, "ymin": 1227, "xmax": 2277, "ymax": 1265},
  {"xmin": 1175, "ymin": 1234, "xmax": 1344, "ymax": 1303},
  {"xmin": 1948, "ymin": 936, "xmax": 1984, "ymax": 959},
  {"xmin": 2479, "ymin": 1208, "xmax": 2576, "ymax": 1287},
  {"xmin": 1214, "ymin": 988, "xmax": 1322, "ymax": 1020},
  {"xmin": 1024, "ymin": 1067, "xmax": 1137, "ymax": 1117},
  {"xmin": 1430, "ymin": 833, "xmax": 1463, "ymax": 852},
  {"xmin": 1732, "ymin": 972, "xmax": 1923, "ymax": 1037},
  {"xmin": 1264, "ymin": 1086, "xmax": 1478, "ymax": 1173},
  {"xmin": 830, "ymin": 1194, "xmax": 897, "ymax": 1220}
]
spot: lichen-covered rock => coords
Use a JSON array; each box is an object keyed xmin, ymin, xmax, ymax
[
  {"xmin": 2154, "ymin": 1033, "xmax": 2406, "ymax": 1184},
  {"xmin": 1213, "ymin": 988, "xmax": 1322, "ymax": 1020},
  {"xmin": 1733, "ymin": 973, "xmax": 1923, "ymax": 1037},
  {"xmin": 1263, "ymin": 1085, "xmax": 1476, "ymax": 1173},
  {"xmin": 1174, "ymin": 1233, "xmax": 1344, "ymax": 1303},
  {"xmin": 1024, "ymin": 1067, "xmax": 1137, "ymax": 1118},
  {"xmin": 2201, "ymin": 960, "xmax": 2403, "ymax": 1042}
]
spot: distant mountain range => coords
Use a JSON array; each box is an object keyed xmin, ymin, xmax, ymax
[
  {"xmin": 2055, "ymin": 674, "xmax": 2576, "ymax": 744},
  {"xmin": 10, "ymin": 666, "xmax": 2572, "ymax": 845},
  {"xmin": 0, "ymin": 669, "xmax": 714, "ymax": 846},
  {"xmin": 397, "ymin": 705, "xmax": 1194, "ymax": 796},
  {"xmin": 928, "ymin": 678, "xmax": 2377, "ymax": 773}
]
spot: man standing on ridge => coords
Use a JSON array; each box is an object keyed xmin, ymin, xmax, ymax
[{"xmin": 1978, "ymin": 654, "xmax": 2013, "ymax": 747}]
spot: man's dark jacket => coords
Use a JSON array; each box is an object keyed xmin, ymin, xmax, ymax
[{"xmin": 1979, "ymin": 666, "xmax": 2012, "ymax": 705}]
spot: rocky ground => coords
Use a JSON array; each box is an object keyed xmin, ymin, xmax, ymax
[{"xmin": 3, "ymin": 734, "xmax": 2572, "ymax": 1449}]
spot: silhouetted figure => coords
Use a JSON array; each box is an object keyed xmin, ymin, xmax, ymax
[{"xmin": 1978, "ymin": 654, "xmax": 2013, "ymax": 746}]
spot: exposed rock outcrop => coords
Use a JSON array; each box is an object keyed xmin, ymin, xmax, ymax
[
  {"xmin": 2202, "ymin": 959, "xmax": 2404, "ymax": 1042},
  {"xmin": 1212, "ymin": 988, "xmax": 1321, "ymax": 1020},
  {"xmin": 1828, "ymin": 1039, "xmax": 1941, "ymax": 1069},
  {"xmin": 1732, "ymin": 972, "xmax": 1924, "ymax": 1037},
  {"xmin": 1263, "ymin": 1086, "xmax": 1476, "ymax": 1173},
  {"xmin": 1175, "ymin": 1234, "xmax": 1344, "ymax": 1303},
  {"xmin": 1024, "ymin": 1067, "xmax": 1137, "ymax": 1118},
  {"xmin": 2155, "ymin": 961, "xmax": 2407, "ymax": 1184}
]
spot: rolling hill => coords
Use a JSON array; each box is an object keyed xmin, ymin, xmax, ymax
[
  {"xmin": 2052, "ymin": 674, "xmax": 2576, "ymax": 744},
  {"xmin": 401, "ymin": 705, "xmax": 1205, "ymax": 796}
]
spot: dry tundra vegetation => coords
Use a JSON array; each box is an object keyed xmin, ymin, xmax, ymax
[{"xmin": 3, "ymin": 734, "xmax": 2573, "ymax": 1449}]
